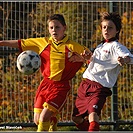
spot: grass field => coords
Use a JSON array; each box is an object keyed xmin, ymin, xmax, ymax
[{"xmin": 0, "ymin": 124, "xmax": 133, "ymax": 132}]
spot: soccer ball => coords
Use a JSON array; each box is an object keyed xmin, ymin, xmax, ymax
[{"xmin": 17, "ymin": 50, "xmax": 41, "ymax": 75}]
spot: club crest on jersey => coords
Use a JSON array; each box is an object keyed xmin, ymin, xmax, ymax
[{"xmin": 103, "ymin": 50, "xmax": 110, "ymax": 53}]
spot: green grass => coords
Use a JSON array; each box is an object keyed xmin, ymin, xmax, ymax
[{"xmin": 1, "ymin": 124, "xmax": 133, "ymax": 131}]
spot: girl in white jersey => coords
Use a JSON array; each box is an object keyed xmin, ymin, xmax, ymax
[{"xmin": 69, "ymin": 12, "xmax": 133, "ymax": 131}]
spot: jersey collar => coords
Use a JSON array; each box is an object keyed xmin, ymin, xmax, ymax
[
  {"xmin": 101, "ymin": 37, "xmax": 118, "ymax": 44},
  {"xmin": 49, "ymin": 34, "xmax": 69, "ymax": 45}
]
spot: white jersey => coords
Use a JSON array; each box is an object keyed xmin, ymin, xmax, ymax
[{"xmin": 83, "ymin": 41, "xmax": 133, "ymax": 88}]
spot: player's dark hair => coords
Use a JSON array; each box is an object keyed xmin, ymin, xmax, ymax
[
  {"xmin": 100, "ymin": 12, "xmax": 122, "ymax": 39},
  {"xmin": 47, "ymin": 14, "xmax": 66, "ymax": 26}
]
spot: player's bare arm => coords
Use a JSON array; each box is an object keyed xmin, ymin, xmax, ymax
[
  {"xmin": 118, "ymin": 56, "xmax": 131, "ymax": 66},
  {"xmin": 0, "ymin": 40, "xmax": 18, "ymax": 48}
]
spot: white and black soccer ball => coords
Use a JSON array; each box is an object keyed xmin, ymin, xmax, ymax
[{"xmin": 17, "ymin": 50, "xmax": 41, "ymax": 75}]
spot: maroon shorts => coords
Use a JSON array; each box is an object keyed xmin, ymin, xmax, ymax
[
  {"xmin": 72, "ymin": 79, "xmax": 112, "ymax": 117},
  {"xmin": 34, "ymin": 78, "xmax": 70, "ymax": 112}
]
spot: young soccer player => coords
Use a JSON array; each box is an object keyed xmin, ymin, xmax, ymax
[
  {"xmin": 69, "ymin": 12, "xmax": 133, "ymax": 131},
  {"xmin": 0, "ymin": 14, "xmax": 92, "ymax": 131}
]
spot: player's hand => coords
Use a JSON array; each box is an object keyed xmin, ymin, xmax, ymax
[
  {"xmin": 34, "ymin": 112, "xmax": 40, "ymax": 125},
  {"xmin": 69, "ymin": 50, "xmax": 92, "ymax": 63},
  {"xmin": 81, "ymin": 49, "xmax": 92, "ymax": 61},
  {"xmin": 118, "ymin": 56, "xmax": 130, "ymax": 66},
  {"xmin": 69, "ymin": 52, "xmax": 85, "ymax": 62}
]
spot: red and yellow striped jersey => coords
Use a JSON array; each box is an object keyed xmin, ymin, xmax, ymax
[{"xmin": 18, "ymin": 35, "xmax": 89, "ymax": 81}]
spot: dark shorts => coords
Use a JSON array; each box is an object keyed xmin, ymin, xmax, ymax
[{"xmin": 72, "ymin": 79, "xmax": 112, "ymax": 117}]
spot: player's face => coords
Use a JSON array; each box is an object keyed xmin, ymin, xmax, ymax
[
  {"xmin": 48, "ymin": 20, "xmax": 66, "ymax": 42},
  {"xmin": 101, "ymin": 20, "xmax": 118, "ymax": 40}
]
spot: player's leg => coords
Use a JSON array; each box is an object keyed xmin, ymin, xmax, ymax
[
  {"xmin": 34, "ymin": 110, "xmax": 42, "ymax": 125},
  {"xmin": 37, "ymin": 107, "xmax": 54, "ymax": 131},
  {"xmin": 34, "ymin": 105, "xmax": 58, "ymax": 132},
  {"xmin": 34, "ymin": 97, "xmax": 44, "ymax": 130},
  {"xmin": 45, "ymin": 80, "xmax": 70, "ymax": 131},
  {"xmin": 72, "ymin": 101, "xmax": 100, "ymax": 131},
  {"xmin": 34, "ymin": 84, "xmax": 48, "ymax": 131},
  {"xmin": 88, "ymin": 112, "xmax": 99, "ymax": 131},
  {"xmin": 87, "ymin": 87, "xmax": 112, "ymax": 131},
  {"xmin": 49, "ymin": 113, "xmax": 60, "ymax": 131},
  {"xmin": 72, "ymin": 79, "xmax": 112, "ymax": 131},
  {"xmin": 72, "ymin": 79, "xmax": 90, "ymax": 131},
  {"xmin": 35, "ymin": 79, "xmax": 71, "ymax": 131},
  {"xmin": 34, "ymin": 79, "xmax": 60, "ymax": 131},
  {"xmin": 72, "ymin": 115, "xmax": 89, "ymax": 131},
  {"xmin": 34, "ymin": 79, "xmax": 45, "ymax": 126}
]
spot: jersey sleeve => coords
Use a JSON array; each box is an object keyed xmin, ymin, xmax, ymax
[
  {"xmin": 19, "ymin": 37, "xmax": 49, "ymax": 54},
  {"xmin": 66, "ymin": 40, "xmax": 91, "ymax": 54},
  {"xmin": 114, "ymin": 42, "xmax": 133, "ymax": 64}
]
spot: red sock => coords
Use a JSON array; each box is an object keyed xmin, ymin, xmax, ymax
[
  {"xmin": 76, "ymin": 119, "xmax": 89, "ymax": 131},
  {"xmin": 89, "ymin": 121, "xmax": 99, "ymax": 131}
]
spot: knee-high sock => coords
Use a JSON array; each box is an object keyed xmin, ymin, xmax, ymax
[
  {"xmin": 76, "ymin": 119, "xmax": 90, "ymax": 131},
  {"xmin": 89, "ymin": 121, "xmax": 99, "ymax": 131},
  {"xmin": 37, "ymin": 120, "xmax": 50, "ymax": 132}
]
